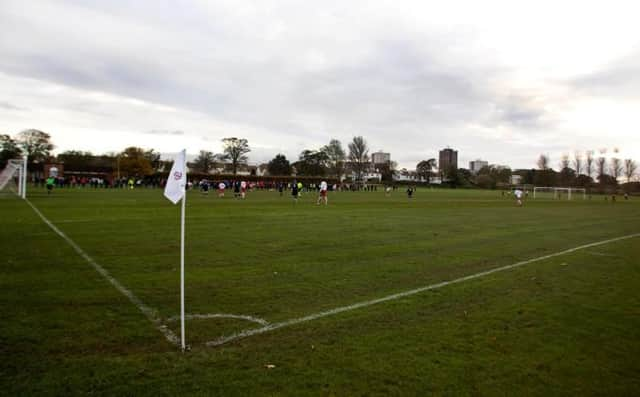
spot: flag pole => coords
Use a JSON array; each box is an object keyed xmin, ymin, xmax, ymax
[
  {"xmin": 180, "ymin": 164, "xmax": 186, "ymax": 351},
  {"xmin": 162, "ymin": 149, "xmax": 187, "ymax": 351}
]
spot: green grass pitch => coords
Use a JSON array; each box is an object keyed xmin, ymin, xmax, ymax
[{"xmin": 1, "ymin": 187, "xmax": 639, "ymax": 395}]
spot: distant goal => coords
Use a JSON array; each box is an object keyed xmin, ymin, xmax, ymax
[
  {"xmin": 0, "ymin": 157, "xmax": 27, "ymax": 199},
  {"xmin": 533, "ymin": 186, "xmax": 586, "ymax": 200}
]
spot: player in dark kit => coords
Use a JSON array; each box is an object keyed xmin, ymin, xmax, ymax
[
  {"xmin": 291, "ymin": 182, "xmax": 299, "ymax": 202},
  {"xmin": 200, "ymin": 179, "xmax": 209, "ymax": 195},
  {"xmin": 406, "ymin": 186, "xmax": 414, "ymax": 198}
]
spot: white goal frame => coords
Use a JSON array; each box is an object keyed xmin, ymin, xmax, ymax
[
  {"xmin": 0, "ymin": 157, "xmax": 28, "ymax": 199},
  {"xmin": 533, "ymin": 186, "xmax": 586, "ymax": 200}
]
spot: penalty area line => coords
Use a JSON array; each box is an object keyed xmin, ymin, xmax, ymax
[
  {"xmin": 206, "ymin": 232, "xmax": 640, "ymax": 348},
  {"xmin": 25, "ymin": 199, "xmax": 180, "ymax": 347}
]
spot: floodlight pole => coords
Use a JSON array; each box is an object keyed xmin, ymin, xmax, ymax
[{"xmin": 180, "ymin": 177, "xmax": 186, "ymax": 351}]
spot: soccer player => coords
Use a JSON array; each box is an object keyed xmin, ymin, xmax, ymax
[
  {"xmin": 200, "ymin": 179, "xmax": 209, "ymax": 195},
  {"xmin": 230, "ymin": 180, "xmax": 239, "ymax": 198},
  {"xmin": 46, "ymin": 176, "xmax": 55, "ymax": 195},
  {"xmin": 514, "ymin": 188, "xmax": 524, "ymax": 206},
  {"xmin": 240, "ymin": 180, "xmax": 247, "ymax": 199},
  {"xmin": 317, "ymin": 180, "xmax": 328, "ymax": 205},
  {"xmin": 217, "ymin": 182, "xmax": 226, "ymax": 198},
  {"xmin": 406, "ymin": 186, "xmax": 414, "ymax": 198},
  {"xmin": 291, "ymin": 181, "xmax": 299, "ymax": 203}
]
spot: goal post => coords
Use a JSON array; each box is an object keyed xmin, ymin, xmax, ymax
[
  {"xmin": 0, "ymin": 157, "xmax": 28, "ymax": 199},
  {"xmin": 533, "ymin": 186, "xmax": 586, "ymax": 200}
]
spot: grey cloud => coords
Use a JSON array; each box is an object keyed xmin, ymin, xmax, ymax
[
  {"xmin": 0, "ymin": 101, "xmax": 27, "ymax": 111},
  {"xmin": 290, "ymin": 40, "xmax": 487, "ymax": 125},
  {"xmin": 2, "ymin": 1, "xmax": 638, "ymax": 170},
  {"xmin": 487, "ymin": 95, "xmax": 551, "ymax": 129},
  {"xmin": 571, "ymin": 51, "xmax": 640, "ymax": 99},
  {"xmin": 1, "ymin": 4, "xmax": 490, "ymax": 143},
  {"xmin": 146, "ymin": 129, "xmax": 184, "ymax": 136}
]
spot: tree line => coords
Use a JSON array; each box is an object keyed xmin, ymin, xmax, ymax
[
  {"xmin": 2, "ymin": 130, "xmax": 637, "ymax": 188},
  {"xmin": 177, "ymin": 136, "xmax": 377, "ymax": 182},
  {"xmin": 0, "ymin": 130, "xmax": 378, "ymax": 181},
  {"xmin": 0, "ymin": 130, "xmax": 247, "ymax": 177},
  {"xmin": 528, "ymin": 151, "xmax": 637, "ymax": 187}
]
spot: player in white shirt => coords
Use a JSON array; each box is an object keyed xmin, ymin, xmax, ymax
[
  {"xmin": 218, "ymin": 182, "xmax": 226, "ymax": 198},
  {"xmin": 240, "ymin": 180, "xmax": 247, "ymax": 199},
  {"xmin": 514, "ymin": 189, "xmax": 523, "ymax": 206},
  {"xmin": 317, "ymin": 180, "xmax": 328, "ymax": 205}
]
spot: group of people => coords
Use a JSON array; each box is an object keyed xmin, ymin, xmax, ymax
[
  {"xmin": 33, "ymin": 175, "xmax": 170, "ymax": 190},
  {"xmin": 37, "ymin": 173, "xmax": 539, "ymax": 208},
  {"xmin": 196, "ymin": 179, "xmax": 331, "ymax": 205},
  {"xmin": 212, "ymin": 180, "xmax": 248, "ymax": 199},
  {"xmin": 288, "ymin": 180, "xmax": 329, "ymax": 205},
  {"xmin": 196, "ymin": 180, "xmax": 248, "ymax": 199},
  {"xmin": 194, "ymin": 179, "xmax": 334, "ymax": 205}
]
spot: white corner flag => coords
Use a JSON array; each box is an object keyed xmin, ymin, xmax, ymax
[
  {"xmin": 164, "ymin": 149, "xmax": 187, "ymax": 204},
  {"xmin": 164, "ymin": 149, "xmax": 188, "ymax": 351}
]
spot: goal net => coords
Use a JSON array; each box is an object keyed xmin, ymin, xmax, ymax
[
  {"xmin": 533, "ymin": 186, "xmax": 586, "ymax": 200},
  {"xmin": 0, "ymin": 158, "xmax": 27, "ymax": 199}
]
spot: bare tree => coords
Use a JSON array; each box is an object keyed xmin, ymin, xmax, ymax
[
  {"xmin": 585, "ymin": 150, "xmax": 594, "ymax": 179},
  {"xmin": 624, "ymin": 159, "xmax": 637, "ymax": 182},
  {"xmin": 610, "ymin": 157, "xmax": 623, "ymax": 181},
  {"xmin": 572, "ymin": 151, "xmax": 583, "ymax": 175},
  {"xmin": 559, "ymin": 153, "xmax": 570, "ymax": 171},
  {"xmin": 221, "ymin": 137, "xmax": 250, "ymax": 175},
  {"xmin": 537, "ymin": 154, "xmax": 550, "ymax": 170},
  {"xmin": 596, "ymin": 156, "xmax": 607, "ymax": 179},
  {"xmin": 348, "ymin": 136, "xmax": 369, "ymax": 182}
]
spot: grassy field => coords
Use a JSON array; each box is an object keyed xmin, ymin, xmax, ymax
[{"xmin": 1, "ymin": 186, "xmax": 639, "ymax": 396}]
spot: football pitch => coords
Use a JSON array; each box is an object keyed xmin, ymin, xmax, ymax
[{"xmin": 2, "ymin": 187, "xmax": 639, "ymax": 395}]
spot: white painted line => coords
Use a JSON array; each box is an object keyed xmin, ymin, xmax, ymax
[
  {"xmin": 166, "ymin": 313, "xmax": 270, "ymax": 326},
  {"xmin": 206, "ymin": 233, "xmax": 640, "ymax": 347},
  {"xmin": 25, "ymin": 199, "xmax": 179, "ymax": 346}
]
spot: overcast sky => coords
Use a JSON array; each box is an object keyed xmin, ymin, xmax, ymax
[{"xmin": 1, "ymin": 0, "xmax": 639, "ymax": 170}]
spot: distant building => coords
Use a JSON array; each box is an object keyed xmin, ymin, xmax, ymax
[
  {"xmin": 351, "ymin": 170, "xmax": 382, "ymax": 182},
  {"xmin": 510, "ymin": 175, "xmax": 522, "ymax": 185},
  {"xmin": 394, "ymin": 169, "xmax": 442, "ymax": 184},
  {"xmin": 439, "ymin": 148, "xmax": 458, "ymax": 174},
  {"xmin": 257, "ymin": 164, "xmax": 269, "ymax": 176},
  {"xmin": 371, "ymin": 151, "xmax": 391, "ymax": 165},
  {"xmin": 469, "ymin": 159, "xmax": 488, "ymax": 174},
  {"xmin": 45, "ymin": 163, "xmax": 64, "ymax": 178}
]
